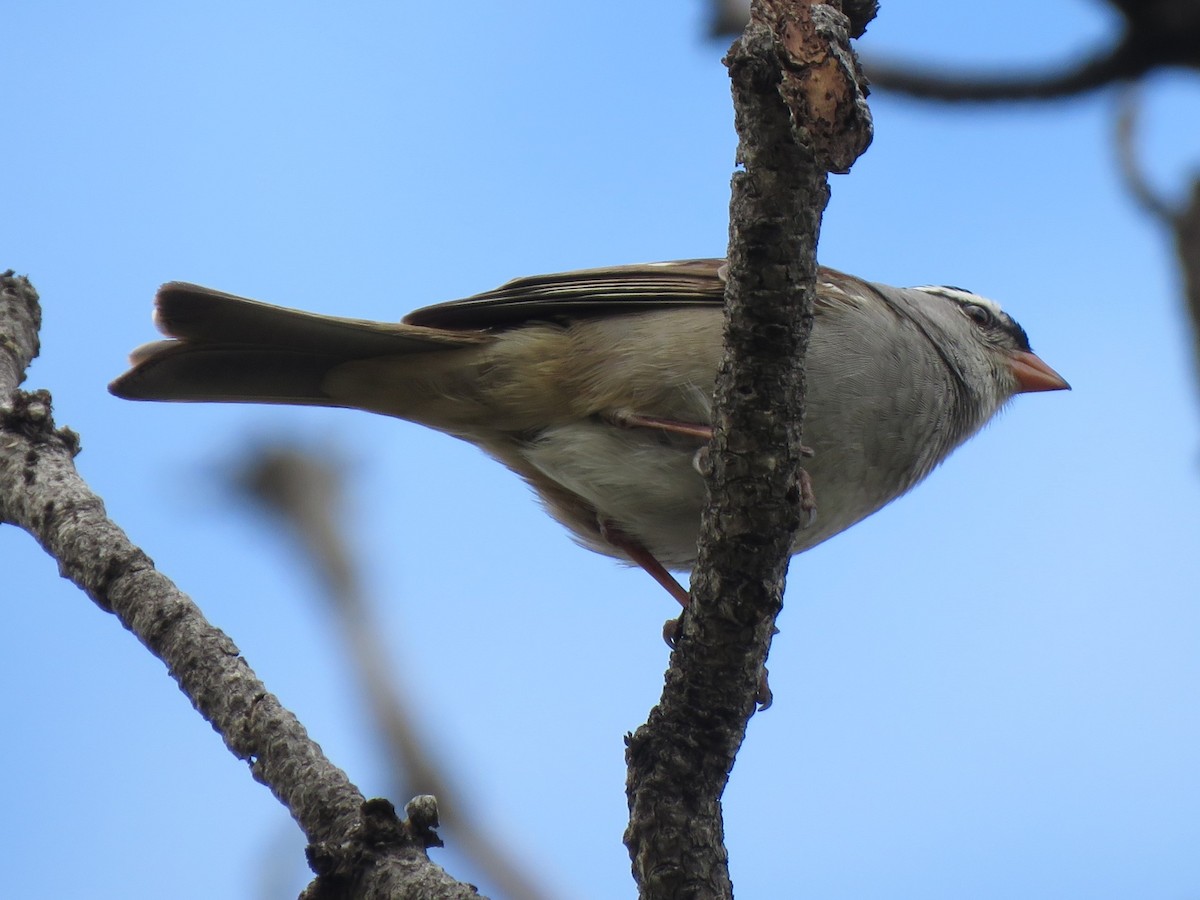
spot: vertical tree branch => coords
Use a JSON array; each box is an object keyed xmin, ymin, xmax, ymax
[{"xmin": 624, "ymin": 2, "xmax": 873, "ymax": 897}]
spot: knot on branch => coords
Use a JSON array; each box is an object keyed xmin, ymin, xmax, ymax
[
  {"xmin": 839, "ymin": 0, "xmax": 878, "ymax": 38},
  {"xmin": 0, "ymin": 389, "xmax": 81, "ymax": 456},
  {"xmin": 402, "ymin": 794, "xmax": 444, "ymax": 849},
  {"xmin": 736, "ymin": 1, "xmax": 874, "ymax": 174},
  {"xmin": 305, "ymin": 796, "xmax": 443, "ymax": 890}
]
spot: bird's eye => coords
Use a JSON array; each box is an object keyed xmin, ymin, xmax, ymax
[{"xmin": 962, "ymin": 303, "xmax": 994, "ymax": 328}]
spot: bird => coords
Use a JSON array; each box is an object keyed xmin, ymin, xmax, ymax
[{"xmin": 110, "ymin": 259, "xmax": 1069, "ymax": 606}]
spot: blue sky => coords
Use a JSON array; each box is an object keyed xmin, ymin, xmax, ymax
[{"xmin": 4, "ymin": 1, "xmax": 1200, "ymax": 897}]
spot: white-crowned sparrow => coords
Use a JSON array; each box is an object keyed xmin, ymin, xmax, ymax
[{"xmin": 110, "ymin": 260, "xmax": 1068, "ymax": 604}]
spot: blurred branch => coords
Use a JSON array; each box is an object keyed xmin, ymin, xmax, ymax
[
  {"xmin": 709, "ymin": 0, "xmax": 751, "ymax": 38},
  {"xmin": 865, "ymin": 46, "xmax": 1142, "ymax": 103},
  {"xmin": 1115, "ymin": 91, "xmax": 1200, "ymax": 396},
  {"xmin": 236, "ymin": 445, "xmax": 553, "ymax": 900},
  {"xmin": 0, "ymin": 273, "xmax": 479, "ymax": 900},
  {"xmin": 624, "ymin": 1, "xmax": 874, "ymax": 897},
  {"xmin": 1114, "ymin": 90, "xmax": 1178, "ymax": 221},
  {"xmin": 693, "ymin": 0, "xmax": 1200, "ymax": 103}
]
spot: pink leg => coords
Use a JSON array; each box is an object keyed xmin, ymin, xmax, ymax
[
  {"xmin": 599, "ymin": 518, "xmax": 774, "ymax": 708},
  {"xmin": 598, "ymin": 521, "xmax": 690, "ymax": 609},
  {"xmin": 606, "ymin": 411, "xmax": 713, "ymax": 442}
]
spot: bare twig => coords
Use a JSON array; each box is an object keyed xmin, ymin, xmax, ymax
[
  {"xmin": 624, "ymin": 2, "xmax": 874, "ymax": 897},
  {"xmin": 1115, "ymin": 90, "xmax": 1179, "ymax": 223},
  {"xmin": 710, "ymin": 0, "xmax": 752, "ymax": 38},
  {"xmin": 236, "ymin": 444, "xmax": 554, "ymax": 900},
  {"xmin": 0, "ymin": 273, "xmax": 481, "ymax": 900},
  {"xmin": 1115, "ymin": 91, "xmax": 1200, "ymax": 401}
]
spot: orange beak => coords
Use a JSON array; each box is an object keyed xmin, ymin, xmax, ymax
[{"xmin": 1008, "ymin": 350, "xmax": 1071, "ymax": 393}]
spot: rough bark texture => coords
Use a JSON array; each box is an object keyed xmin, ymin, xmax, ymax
[
  {"xmin": 0, "ymin": 272, "xmax": 480, "ymax": 899},
  {"xmin": 624, "ymin": 2, "xmax": 874, "ymax": 897}
]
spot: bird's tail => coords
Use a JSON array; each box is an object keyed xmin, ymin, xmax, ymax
[{"xmin": 109, "ymin": 282, "xmax": 489, "ymax": 407}]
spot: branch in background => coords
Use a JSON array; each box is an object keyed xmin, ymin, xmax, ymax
[
  {"xmin": 0, "ymin": 273, "xmax": 480, "ymax": 900},
  {"xmin": 235, "ymin": 444, "xmax": 554, "ymax": 900},
  {"xmin": 865, "ymin": 45, "xmax": 1143, "ymax": 103},
  {"xmin": 1114, "ymin": 90, "xmax": 1178, "ymax": 222},
  {"xmin": 1115, "ymin": 92, "xmax": 1200, "ymax": 401},
  {"xmin": 712, "ymin": 0, "xmax": 1200, "ymax": 103},
  {"xmin": 866, "ymin": 0, "xmax": 1200, "ymax": 103},
  {"xmin": 624, "ymin": 2, "xmax": 874, "ymax": 896},
  {"xmin": 709, "ymin": 0, "xmax": 751, "ymax": 38}
]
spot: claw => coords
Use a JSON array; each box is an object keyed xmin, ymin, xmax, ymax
[
  {"xmin": 756, "ymin": 667, "xmax": 773, "ymax": 710},
  {"xmin": 662, "ymin": 616, "xmax": 683, "ymax": 649}
]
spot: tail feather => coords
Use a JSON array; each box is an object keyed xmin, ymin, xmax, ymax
[
  {"xmin": 110, "ymin": 282, "xmax": 491, "ymax": 405},
  {"xmin": 112, "ymin": 343, "xmax": 353, "ymax": 404}
]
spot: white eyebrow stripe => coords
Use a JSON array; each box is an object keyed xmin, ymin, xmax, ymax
[{"xmin": 913, "ymin": 285, "xmax": 1005, "ymax": 315}]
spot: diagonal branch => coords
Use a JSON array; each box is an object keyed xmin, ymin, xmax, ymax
[{"xmin": 0, "ymin": 272, "xmax": 480, "ymax": 900}]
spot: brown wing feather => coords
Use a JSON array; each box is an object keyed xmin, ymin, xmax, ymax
[
  {"xmin": 402, "ymin": 259, "xmax": 729, "ymax": 329},
  {"xmin": 401, "ymin": 260, "xmax": 871, "ymax": 330}
]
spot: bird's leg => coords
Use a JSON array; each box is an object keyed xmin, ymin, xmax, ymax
[
  {"xmin": 605, "ymin": 410, "xmax": 713, "ymax": 442},
  {"xmin": 597, "ymin": 520, "xmax": 690, "ymax": 648},
  {"xmin": 609, "ymin": 410, "xmax": 816, "ymax": 529},
  {"xmin": 598, "ymin": 520, "xmax": 690, "ymax": 608},
  {"xmin": 598, "ymin": 426, "xmax": 777, "ymax": 709},
  {"xmin": 601, "ymin": 519, "xmax": 774, "ymax": 708}
]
